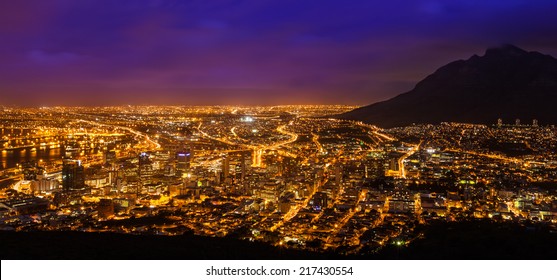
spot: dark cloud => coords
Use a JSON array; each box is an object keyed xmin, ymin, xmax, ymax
[{"xmin": 1, "ymin": 0, "xmax": 557, "ymax": 106}]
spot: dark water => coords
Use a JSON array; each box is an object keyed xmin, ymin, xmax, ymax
[
  {"xmin": 1, "ymin": 128, "xmax": 107, "ymax": 170},
  {"xmin": 1, "ymin": 147, "xmax": 61, "ymax": 170},
  {"xmin": 1, "ymin": 128, "xmax": 58, "ymax": 169},
  {"xmin": 0, "ymin": 146, "xmax": 102, "ymax": 170}
]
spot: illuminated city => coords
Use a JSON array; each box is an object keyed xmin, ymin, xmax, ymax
[
  {"xmin": 1, "ymin": 1, "xmax": 557, "ymax": 261},
  {"xmin": 1, "ymin": 105, "xmax": 556, "ymax": 257}
]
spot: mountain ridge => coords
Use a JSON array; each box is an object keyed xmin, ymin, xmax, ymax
[{"xmin": 337, "ymin": 45, "xmax": 557, "ymax": 128}]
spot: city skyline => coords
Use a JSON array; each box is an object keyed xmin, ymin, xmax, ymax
[
  {"xmin": 2, "ymin": 0, "xmax": 557, "ymax": 106},
  {"xmin": 1, "ymin": 105, "xmax": 556, "ymax": 260}
]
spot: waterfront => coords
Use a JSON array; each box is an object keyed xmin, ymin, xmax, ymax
[{"xmin": 0, "ymin": 106, "xmax": 556, "ymax": 258}]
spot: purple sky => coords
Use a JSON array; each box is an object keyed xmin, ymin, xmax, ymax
[{"xmin": 1, "ymin": 0, "xmax": 557, "ymax": 106}]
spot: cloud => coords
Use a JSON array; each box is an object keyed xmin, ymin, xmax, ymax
[{"xmin": 1, "ymin": 0, "xmax": 557, "ymax": 106}]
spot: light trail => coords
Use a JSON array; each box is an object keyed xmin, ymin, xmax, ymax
[
  {"xmin": 199, "ymin": 121, "xmax": 299, "ymax": 167},
  {"xmin": 398, "ymin": 141, "xmax": 422, "ymax": 178},
  {"xmin": 444, "ymin": 148, "xmax": 521, "ymax": 163},
  {"xmin": 76, "ymin": 119, "xmax": 161, "ymax": 150},
  {"xmin": 312, "ymin": 133, "xmax": 324, "ymax": 153}
]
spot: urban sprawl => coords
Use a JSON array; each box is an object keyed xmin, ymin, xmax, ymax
[{"xmin": 1, "ymin": 105, "xmax": 556, "ymax": 254}]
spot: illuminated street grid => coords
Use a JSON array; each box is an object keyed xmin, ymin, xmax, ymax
[{"xmin": 1, "ymin": 106, "xmax": 556, "ymax": 254}]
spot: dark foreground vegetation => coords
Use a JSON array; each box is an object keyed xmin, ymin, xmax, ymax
[{"xmin": 1, "ymin": 220, "xmax": 556, "ymax": 259}]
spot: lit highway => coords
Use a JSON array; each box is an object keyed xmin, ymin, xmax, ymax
[
  {"xmin": 2, "ymin": 105, "xmax": 556, "ymax": 257},
  {"xmin": 398, "ymin": 141, "xmax": 422, "ymax": 178}
]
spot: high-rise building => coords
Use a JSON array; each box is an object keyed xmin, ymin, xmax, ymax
[
  {"xmin": 365, "ymin": 159, "xmax": 385, "ymax": 179},
  {"xmin": 497, "ymin": 118, "xmax": 503, "ymax": 127},
  {"xmin": 103, "ymin": 150, "xmax": 116, "ymax": 165},
  {"xmin": 62, "ymin": 159, "xmax": 85, "ymax": 192},
  {"xmin": 533, "ymin": 119, "xmax": 538, "ymax": 127},
  {"xmin": 389, "ymin": 158, "xmax": 399, "ymax": 171},
  {"xmin": 222, "ymin": 155, "xmax": 230, "ymax": 179},
  {"xmin": 515, "ymin": 118, "xmax": 521, "ymax": 126},
  {"xmin": 335, "ymin": 164, "xmax": 342, "ymax": 186},
  {"xmin": 138, "ymin": 152, "xmax": 155, "ymax": 179},
  {"xmin": 240, "ymin": 153, "xmax": 246, "ymax": 181},
  {"xmin": 309, "ymin": 192, "xmax": 329, "ymax": 211},
  {"xmin": 176, "ymin": 150, "xmax": 192, "ymax": 175}
]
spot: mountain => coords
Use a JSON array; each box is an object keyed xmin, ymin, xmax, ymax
[{"xmin": 337, "ymin": 45, "xmax": 557, "ymax": 128}]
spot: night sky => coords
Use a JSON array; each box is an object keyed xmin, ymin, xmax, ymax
[{"xmin": 1, "ymin": 0, "xmax": 557, "ymax": 107}]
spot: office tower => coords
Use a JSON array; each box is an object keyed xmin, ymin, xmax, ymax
[
  {"xmin": 222, "ymin": 155, "xmax": 230, "ymax": 179},
  {"xmin": 138, "ymin": 152, "xmax": 155, "ymax": 179},
  {"xmin": 176, "ymin": 150, "xmax": 192, "ymax": 175},
  {"xmin": 103, "ymin": 150, "xmax": 116, "ymax": 165},
  {"xmin": 62, "ymin": 159, "xmax": 85, "ymax": 191},
  {"xmin": 335, "ymin": 164, "xmax": 342, "ymax": 186},
  {"xmin": 240, "ymin": 152, "xmax": 246, "ymax": 181},
  {"xmin": 389, "ymin": 158, "xmax": 399, "ymax": 171},
  {"xmin": 309, "ymin": 192, "xmax": 329, "ymax": 211}
]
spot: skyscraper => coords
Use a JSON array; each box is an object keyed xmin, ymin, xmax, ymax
[
  {"xmin": 335, "ymin": 164, "xmax": 343, "ymax": 186},
  {"xmin": 62, "ymin": 159, "xmax": 85, "ymax": 192},
  {"xmin": 138, "ymin": 152, "xmax": 155, "ymax": 179},
  {"xmin": 240, "ymin": 152, "xmax": 246, "ymax": 181},
  {"xmin": 222, "ymin": 155, "xmax": 230, "ymax": 179},
  {"xmin": 176, "ymin": 150, "xmax": 192, "ymax": 175}
]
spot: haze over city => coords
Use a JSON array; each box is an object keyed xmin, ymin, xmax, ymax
[{"xmin": 1, "ymin": 0, "xmax": 557, "ymax": 106}]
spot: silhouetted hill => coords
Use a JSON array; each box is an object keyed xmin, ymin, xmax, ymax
[
  {"xmin": 1, "ymin": 220, "xmax": 556, "ymax": 259},
  {"xmin": 338, "ymin": 45, "xmax": 557, "ymax": 127},
  {"xmin": 0, "ymin": 231, "xmax": 334, "ymax": 260}
]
